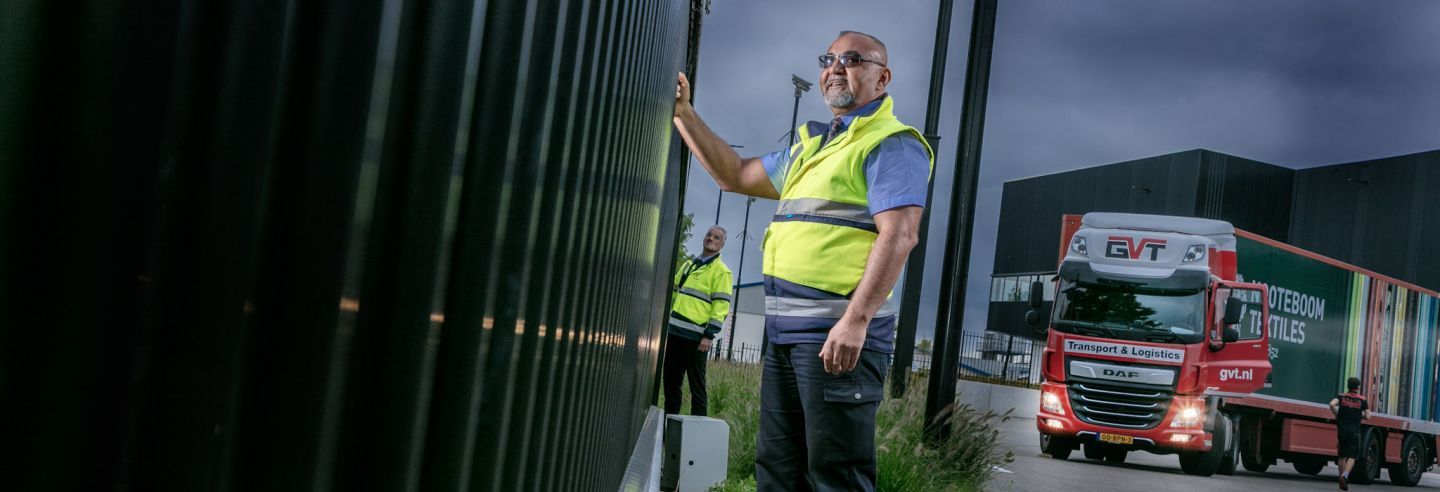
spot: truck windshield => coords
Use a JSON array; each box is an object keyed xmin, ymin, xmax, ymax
[{"xmin": 1052, "ymin": 280, "xmax": 1206, "ymax": 344}]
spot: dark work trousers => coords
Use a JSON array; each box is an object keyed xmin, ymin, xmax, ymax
[
  {"xmin": 755, "ymin": 343, "xmax": 890, "ymax": 492},
  {"xmin": 663, "ymin": 333, "xmax": 709, "ymax": 416}
]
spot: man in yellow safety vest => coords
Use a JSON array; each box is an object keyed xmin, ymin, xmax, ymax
[
  {"xmin": 665, "ymin": 225, "xmax": 733, "ymax": 416},
  {"xmin": 672, "ymin": 30, "xmax": 933, "ymax": 491}
]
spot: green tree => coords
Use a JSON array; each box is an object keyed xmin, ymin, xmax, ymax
[{"xmin": 675, "ymin": 212, "xmax": 695, "ymax": 270}]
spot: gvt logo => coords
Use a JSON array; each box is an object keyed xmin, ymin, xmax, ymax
[
  {"xmin": 1219, "ymin": 368, "xmax": 1253, "ymax": 382},
  {"xmin": 1102, "ymin": 368, "xmax": 1141, "ymax": 379},
  {"xmin": 1105, "ymin": 236, "xmax": 1168, "ymax": 261}
]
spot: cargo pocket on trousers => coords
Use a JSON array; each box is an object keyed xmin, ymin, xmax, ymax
[{"xmin": 823, "ymin": 381, "xmax": 883, "ymax": 404}]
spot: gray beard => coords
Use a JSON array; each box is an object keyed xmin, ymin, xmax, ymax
[{"xmin": 825, "ymin": 89, "xmax": 855, "ymax": 108}]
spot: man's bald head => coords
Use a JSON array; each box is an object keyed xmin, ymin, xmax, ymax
[
  {"xmin": 838, "ymin": 30, "xmax": 888, "ymax": 65},
  {"xmin": 820, "ymin": 31, "xmax": 893, "ymax": 115}
]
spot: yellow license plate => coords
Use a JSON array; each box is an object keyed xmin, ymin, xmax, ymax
[{"xmin": 1098, "ymin": 433, "xmax": 1133, "ymax": 445}]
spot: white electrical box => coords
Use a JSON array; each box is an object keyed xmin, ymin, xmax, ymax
[{"xmin": 661, "ymin": 415, "xmax": 729, "ymax": 492}]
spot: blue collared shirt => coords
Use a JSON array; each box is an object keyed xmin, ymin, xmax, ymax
[{"xmin": 759, "ymin": 96, "xmax": 930, "ymax": 215}]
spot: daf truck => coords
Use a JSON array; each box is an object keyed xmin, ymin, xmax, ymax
[{"xmin": 1032, "ymin": 213, "xmax": 1440, "ymax": 485}]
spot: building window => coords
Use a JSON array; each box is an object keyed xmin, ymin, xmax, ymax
[{"xmin": 989, "ymin": 272, "xmax": 1057, "ymax": 303}]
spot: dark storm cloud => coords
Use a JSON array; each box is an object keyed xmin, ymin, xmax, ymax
[{"xmin": 682, "ymin": 0, "xmax": 1440, "ymax": 339}]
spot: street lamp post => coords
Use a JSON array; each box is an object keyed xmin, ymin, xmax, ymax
[
  {"xmin": 787, "ymin": 75, "xmax": 813, "ymax": 147},
  {"xmin": 761, "ymin": 75, "xmax": 812, "ymax": 359}
]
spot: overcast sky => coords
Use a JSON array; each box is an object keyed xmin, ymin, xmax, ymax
[{"xmin": 679, "ymin": 0, "xmax": 1440, "ymax": 340}]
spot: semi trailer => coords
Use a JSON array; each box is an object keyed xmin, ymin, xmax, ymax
[{"xmin": 1032, "ymin": 213, "xmax": 1440, "ymax": 485}]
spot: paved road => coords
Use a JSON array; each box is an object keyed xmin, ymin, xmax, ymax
[{"xmin": 987, "ymin": 417, "xmax": 1440, "ymax": 492}]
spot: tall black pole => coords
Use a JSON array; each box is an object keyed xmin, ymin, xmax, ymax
[
  {"xmin": 925, "ymin": 0, "xmax": 998, "ymax": 442},
  {"xmin": 725, "ymin": 196, "xmax": 755, "ymax": 361},
  {"xmin": 891, "ymin": 0, "xmax": 956, "ymax": 399},
  {"xmin": 788, "ymin": 90, "xmax": 802, "ymax": 147}
]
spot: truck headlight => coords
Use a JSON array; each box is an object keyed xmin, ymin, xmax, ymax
[
  {"xmin": 1070, "ymin": 236, "xmax": 1088, "ymax": 256},
  {"xmin": 1182, "ymin": 244, "xmax": 1206, "ymax": 263},
  {"xmin": 1042, "ymin": 391, "xmax": 1066, "ymax": 415},
  {"xmin": 1170, "ymin": 401, "xmax": 1204, "ymax": 427}
]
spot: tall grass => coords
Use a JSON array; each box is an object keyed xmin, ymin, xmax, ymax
[{"xmin": 662, "ymin": 360, "xmax": 1012, "ymax": 491}]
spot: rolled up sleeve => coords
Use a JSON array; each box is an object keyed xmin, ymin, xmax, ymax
[
  {"xmin": 760, "ymin": 147, "xmax": 797, "ymax": 194},
  {"xmin": 864, "ymin": 134, "xmax": 932, "ymax": 215}
]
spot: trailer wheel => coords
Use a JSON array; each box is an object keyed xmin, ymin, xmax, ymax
[
  {"xmin": 1240, "ymin": 446, "xmax": 1269, "ymax": 472},
  {"xmin": 1386, "ymin": 433, "xmax": 1426, "ymax": 487},
  {"xmin": 1349, "ymin": 428, "xmax": 1382, "ymax": 485},
  {"xmin": 1291, "ymin": 457, "xmax": 1324, "ymax": 475},
  {"xmin": 1239, "ymin": 416, "xmax": 1269, "ymax": 473},
  {"xmin": 1040, "ymin": 433, "xmax": 1073, "ymax": 460}
]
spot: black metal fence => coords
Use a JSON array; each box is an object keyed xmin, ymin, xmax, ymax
[
  {"xmin": 2, "ymin": 0, "xmax": 697, "ymax": 490},
  {"xmin": 714, "ymin": 342, "xmax": 767, "ymax": 365}
]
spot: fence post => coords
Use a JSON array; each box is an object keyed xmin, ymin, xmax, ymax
[{"xmin": 1000, "ymin": 333, "xmax": 1014, "ymax": 379}]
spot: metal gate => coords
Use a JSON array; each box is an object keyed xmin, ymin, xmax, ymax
[{"xmin": 0, "ymin": 0, "xmax": 699, "ymax": 490}]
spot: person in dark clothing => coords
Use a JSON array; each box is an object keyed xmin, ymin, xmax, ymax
[
  {"xmin": 663, "ymin": 226, "xmax": 733, "ymax": 416},
  {"xmin": 1330, "ymin": 376, "xmax": 1369, "ymax": 490}
]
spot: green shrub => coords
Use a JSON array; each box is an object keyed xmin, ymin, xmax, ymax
[
  {"xmin": 663, "ymin": 361, "xmax": 1012, "ymax": 491},
  {"xmin": 874, "ymin": 373, "xmax": 1014, "ymax": 491}
]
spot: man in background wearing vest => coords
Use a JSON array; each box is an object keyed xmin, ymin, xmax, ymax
[
  {"xmin": 665, "ymin": 225, "xmax": 734, "ymax": 416},
  {"xmin": 1330, "ymin": 376, "xmax": 1369, "ymax": 490},
  {"xmin": 673, "ymin": 31, "xmax": 933, "ymax": 491}
]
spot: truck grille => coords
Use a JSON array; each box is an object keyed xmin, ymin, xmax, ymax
[{"xmin": 1068, "ymin": 380, "xmax": 1172, "ymax": 430}]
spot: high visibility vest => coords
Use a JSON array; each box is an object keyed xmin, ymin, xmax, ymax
[
  {"xmin": 669, "ymin": 254, "xmax": 733, "ymax": 341},
  {"xmin": 761, "ymin": 96, "xmax": 933, "ymax": 298}
]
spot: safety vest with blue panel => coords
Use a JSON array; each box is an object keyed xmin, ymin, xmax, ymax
[{"xmin": 760, "ymin": 95, "xmax": 934, "ymax": 352}]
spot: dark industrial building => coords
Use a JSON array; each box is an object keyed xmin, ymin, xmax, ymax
[{"xmin": 988, "ymin": 148, "xmax": 1440, "ymax": 339}]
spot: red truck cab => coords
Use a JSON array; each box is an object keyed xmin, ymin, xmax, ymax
[{"xmin": 1032, "ymin": 213, "xmax": 1272, "ymax": 476}]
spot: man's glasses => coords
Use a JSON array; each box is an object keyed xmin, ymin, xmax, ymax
[{"xmin": 818, "ymin": 52, "xmax": 886, "ymax": 69}]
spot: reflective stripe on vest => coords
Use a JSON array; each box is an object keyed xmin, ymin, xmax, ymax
[
  {"xmin": 678, "ymin": 287, "xmax": 710, "ymax": 302},
  {"xmin": 773, "ymin": 198, "xmax": 877, "ymax": 233},
  {"xmin": 669, "ymin": 316, "xmax": 706, "ymax": 334},
  {"xmin": 764, "ymin": 295, "xmax": 898, "ymax": 319}
]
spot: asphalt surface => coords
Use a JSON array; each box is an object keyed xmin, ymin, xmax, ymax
[{"xmin": 987, "ymin": 417, "xmax": 1440, "ymax": 492}]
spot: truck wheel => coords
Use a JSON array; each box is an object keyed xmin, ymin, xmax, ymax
[
  {"xmin": 1084, "ymin": 443, "xmax": 1106, "ymax": 461},
  {"xmin": 1292, "ymin": 457, "xmax": 1324, "ymax": 475},
  {"xmin": 1239, "ymin": 416, "xmax": 1269, "ymax": 473},
  {"xmin": 1179, "ymin": 452, "xmax": 1208, "ymax": 476},
  {"xmin": 1104, "ymin": 447, "xmax": 1128, "ymax": 464},
  {"xmin": 1349, "ymin": 428, "xmax": 1382, "ymax": 485},
  {"xmin": 1180, "ymin": 416, "xmax": 1230, "ymax": 477},
  {"xmin": 1386, "ymin": 433, "xmax": 1426, "ymax": 487},
  {"xmin": 1217, "ymin": 446, "xmax": 1238, "ymax": 475},
  {"xmin": 1040, "ymin": 433, "xmax": 1073, "ymax": 460},
  {"xmin": 1240, "ymin": 444, "xmax": 1269, "ymax": 473},
  {"xmin": 1218, "ymin": 415, "xmax": 1238, "ymax": 476}
]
